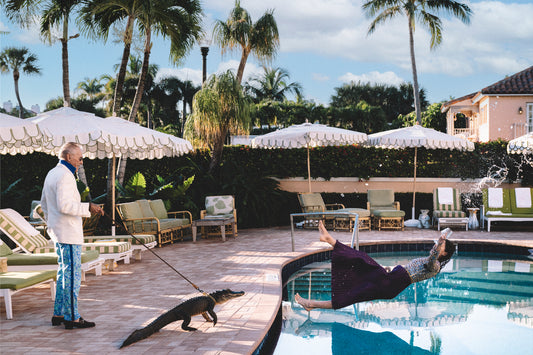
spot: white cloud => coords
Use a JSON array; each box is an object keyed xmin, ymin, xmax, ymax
[
  {"xmin": 156, "ymin": 67, "xmax": 203, "ymax": 86},
  {"xmin": 339, "ymin": 71, "xmax": 405, "ymax": 86},
  {"xmin": 12, "ymin": 17, "xmax": 45, "ymax": 44},
  {"xmin": 215, "ymin": 59, "xmax": 263, "ymax": 82},
  {"xmin": 155, "ymin": 60, "xmax": 263, "ymax": 86},
  {"xmin": 205, "ymin": 0, "xmax": 533, "ymax": 78},
  {"xmin": 0, "ymin": 20, "xmax": 9, "ymax": 32},
  {"xmin": 312, "ymin": 73, "xmax": 330, "ymax": 82}
]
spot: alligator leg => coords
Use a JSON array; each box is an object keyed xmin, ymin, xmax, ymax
[
  {"xmin": 201, "ymin": 312, "xmax": 213, "ymax": 322},
  {"xmin": 180, "ymin": 311, "xmax": 197, "ymax": 331},
  {"xmin": 207, "ymin": 309, "xmax": 218, "ymax": 326}
]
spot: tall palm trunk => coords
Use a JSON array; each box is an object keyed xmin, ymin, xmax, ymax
[
  {"xmin": 112, "ymin": 15, "xmax": 134, "ymax": 117},
  {"xmin": 209, "ymin": 126, "xmax": 228, "ymax": 172},
  {"xmin": 121, "ymin": 28, "xmax": 152, "ymax": 186},
  {"xmin": 128, "ymin": 27, "xmax": 151, "ymax": 122},
  {"xmin": 61, "ymin": 15, "xmax": 71, "ymax": 107},
  {"xmin": 181, "ymin": 99, "xmax": 187, "ymax": 136},
  {"xmin": 408, "ymin": 17, "xmax": 422, "ymax": 125},
  {"xmin": 13, "ymin": 70, "xmax": 24, "ymax": 118},
  {"xmin": 236, "ymin": 48, "xmax": 250, "ymax": 84}
]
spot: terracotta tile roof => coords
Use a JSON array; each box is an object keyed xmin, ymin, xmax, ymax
[
  {"xmin": 442, "ymin": 92, "xmax": 477, "ymax": 109},
  {"xmin": 481, "ymin": 65, "xmax": 533, "ymax": 95}
]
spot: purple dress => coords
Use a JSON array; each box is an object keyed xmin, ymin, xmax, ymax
[{"xmin": 331, "ymin": 241, "xmax": 412, "ymax": 309}]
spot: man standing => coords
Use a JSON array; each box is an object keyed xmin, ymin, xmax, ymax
[{"xmin": 41, "ymin": 142, "xmax": 103, "ymax": 329}]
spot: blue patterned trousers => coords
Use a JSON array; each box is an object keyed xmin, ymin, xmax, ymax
[{"xmin": 54, "ymin": 243, "xmax": 82, "ymax": 321}]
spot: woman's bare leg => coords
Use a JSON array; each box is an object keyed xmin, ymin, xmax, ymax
[
  {"xmin": 295, "ymin": 293, "xmax": 333, "ymax": 311},
  {"xmin": 318, "ymin": 221, "xmax": 336, "ymax": 247}
]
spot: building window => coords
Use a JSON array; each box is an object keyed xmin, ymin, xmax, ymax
[{"xmin": 526, "ymin": 102, "xmax": 533, "ymax": 133}]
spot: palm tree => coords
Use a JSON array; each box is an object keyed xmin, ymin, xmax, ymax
[
  {"xmin": 79, "ymin": 0, "xmax": 141, "ymax": 117},
  {"xmin": 127, "ymin": 0, "xmax": 202, "ymax": 122},
  {"xmin": 245, "ymin": 66, "xmax": 302, "ymax": 103},
  {"xmin": 4, "ymin": 0, "xmax": 82, "ymax": 107},
  {"xmin": 187, "ymin": 70, "xmax": 251, "ymax": 172},
  {"xmin": 0, "ymin": 46, "xmax": 41, "ymax": 118},
  {"xmin": 178, "ymin": 79, "xmax": 201, "ymax": 136},
  {"xmin": 362, "ymin": 0, "xmax": 472, "ymax": 124},
  {"xmin": 76, "ymin": 77, "xmax": 104, "ymax": 101},
  {"xmin": 213, "ymin": 0, "xmax": 279, "ymax": 84}
]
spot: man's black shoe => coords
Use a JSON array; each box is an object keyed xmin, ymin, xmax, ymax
[{"xmin": 64, "ymin": 317, "xmax": 95, "ymax": 329}]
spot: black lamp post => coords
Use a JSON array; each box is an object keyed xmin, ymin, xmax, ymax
[{"xmin": 200, "ymin": 42, "xmax": 209, "ymax": 84}]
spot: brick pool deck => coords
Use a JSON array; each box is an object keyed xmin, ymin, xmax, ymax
[{"xmin": 1, "ymin": 226, "xmax": 532, "ymax": 354}]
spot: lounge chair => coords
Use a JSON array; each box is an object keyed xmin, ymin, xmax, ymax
[
  {"xmin": 432, "ymin": 188, "xmax": 466, "ymax": 226},
  {"xmin": 84, "ymin": 234, "xmax": 156, "ymax": 261},
  {"xmin": 199, "ymin": 195, "xmax": 238, "ymax": 239},
  {"xmin": 0, "ymin": 208, "xmax": 132, "ymax": 271},
  {"xmin": 297, "ymin": 192, "xmax": 371, "ymax": 231},
  {"xmin": 0, "ymin": 269, "xmax": 57, "ymax": 319},
  {"xmin": 29, "ymin": 201, "xmax": 103, "ymax": 237},
  {"xmin": 481, "ymin": 187, "xmax": 533, "ymax": 231},
  {"xmin": 0, "ymin": 238, "xmax": 102, "ymax": 281},
  {"xmin": 367, "ymin": 189, "xmax": 405, "ymax": 231}
]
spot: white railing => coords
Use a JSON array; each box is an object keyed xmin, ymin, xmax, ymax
[
  {"xmin": 453, "ymin": 128, "xmax": 475, "ymax": 139},
  {"xmin": 512, "ymin": 122, "xmax": 531, "ymax": 138}
]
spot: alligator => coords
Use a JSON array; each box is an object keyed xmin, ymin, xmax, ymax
[{"xmin": 120, "ymin": 289, "xmax": 245, "ymax": 348}]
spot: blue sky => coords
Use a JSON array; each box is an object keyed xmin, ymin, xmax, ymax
[{"xmin": 1, "ymin": 0, "xmax": 532, "ymax": 113}]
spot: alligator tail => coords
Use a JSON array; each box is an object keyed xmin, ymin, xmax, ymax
[{"xmin": 120, "ymin": 308, "xmax": 181, "ymax": 348}]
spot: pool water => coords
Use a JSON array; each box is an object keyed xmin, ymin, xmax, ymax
[{"xmin": 274, "ymin": 252, "xmax": 533, "ymax": 355}]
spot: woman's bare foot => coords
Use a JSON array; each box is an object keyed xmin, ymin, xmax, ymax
[
  {"xmin": 318, "ymin": 221, "xmax": 336, "ymax": 246},
  {"xmin": 295, "ymin": 293, "xmax": 314, "ymax": 312}
]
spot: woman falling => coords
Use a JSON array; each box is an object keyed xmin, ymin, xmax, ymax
[{"xmin": 296, "ymin": 221, "xmax": 455, "ymax": 311}]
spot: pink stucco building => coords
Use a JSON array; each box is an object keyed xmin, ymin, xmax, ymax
[{"xmin": 441, "ymin": 66, "xmax": 533, "ymax": 142}]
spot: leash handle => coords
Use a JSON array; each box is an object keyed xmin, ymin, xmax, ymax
[{"xmin": 102, "ymin": 211, "xmax": 205, "ymax": 294}]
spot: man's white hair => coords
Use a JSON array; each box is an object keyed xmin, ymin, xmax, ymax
[{"xmin": 59, "ymin": 142, "xmax": 82, "ymax": 160}]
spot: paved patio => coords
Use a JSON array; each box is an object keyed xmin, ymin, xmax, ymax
[{"xmin": 1, "ymin": 226, "xmax": 532, "ymax": 354}]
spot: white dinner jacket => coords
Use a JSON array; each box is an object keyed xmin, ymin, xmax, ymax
[{"xmin": 41, "ymin": 162, "xmax": 91, "ymax": 245}]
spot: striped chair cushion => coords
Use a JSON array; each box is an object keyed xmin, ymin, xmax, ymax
[
  {"xmin": 432, "ymin": 210, "xmax": 466, "ymax": 218},
  {"xmin": 0, "ymin": 209, "xmax": 51, "ymax": 253},
  {"xmin": 33, "ymin": 241, "xmax": 131, "ymax": 254},
  {"xmin": 433, "ymin": 188, "xmax": 466, "ymax": 218},
  {"xmin": 85, "ymin": 235, "xmax": 156, "ymax": 245},
  {"xmin": 80, "ymin": 242, "xmax": 131, "ymax": 254},
  {"xmin": 433, "ymin": 188, "xmax": 462, "ymax": 211}
]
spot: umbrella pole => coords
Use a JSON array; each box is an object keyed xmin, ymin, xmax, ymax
[
  {"xmin": 404, "ymin": 147, "xmax": 421, "ymax": 228},
  {"xmin": 307, "ymin": 144, "xmax": 312, "ymax": 192},
  {"xmin": 112, "ymin": 154, "xmax": 116, "ymax": 236},
  {"xmin": 412, "ymin": 147, "xmax": 417, "ymax": 220}
]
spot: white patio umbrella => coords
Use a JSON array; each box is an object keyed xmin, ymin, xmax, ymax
[
  {"xmin": 251, "ymin": 122, "xmax": 368, "ymax": 192},
  {"xmin": 507, "ymin": 132, "xmax": 533, "ymax": 155},
  {"xmin": 0, "ymin": 113, "xmax": 51, "ymax": 155},
  {"xmin": 368, "ymin": 124, "xmax": 475, "ymax": 227},
  {"xmin": 30, "ymin": 107, "xmax": 193, "ymax": 234}
]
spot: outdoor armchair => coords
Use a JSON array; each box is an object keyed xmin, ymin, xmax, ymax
[
  {"xmin": 432, "ymin": 188, "xmax": 466, "ymax": 226},
  {"xmin": 297, "ymin": 192, "xmax": 370, "ymax": 231},
  {"xmin": 367, "ymin": 189, "xmax": 405, "ymax": 231},
  {"xmin": 199, "ymin": 195, "xmax": 238, "ymax": 239},
  {"xmin": 116, "ymin": 199, "xmax": 192, "ymax": 247}
]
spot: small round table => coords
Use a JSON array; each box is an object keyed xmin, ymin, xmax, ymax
[{"xmin": 467, "ymin": 207, "xmax": 479, "ymax": 230}]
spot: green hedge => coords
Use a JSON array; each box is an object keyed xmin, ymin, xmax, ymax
[{"xmin": 1, "ymin": 140, "xmax": 530, "ymax": 230}]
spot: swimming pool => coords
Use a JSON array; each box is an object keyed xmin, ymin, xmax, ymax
[{"xmin": 273, "ymin": 251, "xmax": 533, "ymax": 355}]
